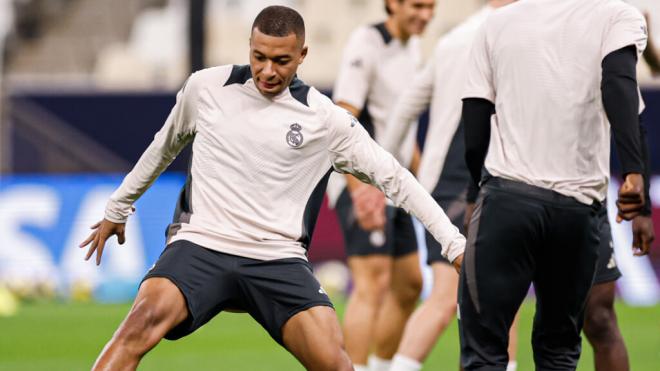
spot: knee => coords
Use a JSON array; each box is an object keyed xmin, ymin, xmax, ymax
[
  {"xmin": 317, "ymin": 348, "xmax": 353, "ymax": 371},
  {"xmin": 584, "ymin": 306, "xmax": 619, "ymax": 346},
  {"xmin": 352, "ymin": 271, "xmax": 391, "ymax": 305},
  {"xmin": 392, "ymin": 272, "xmax": 423, "ymax": 306}
]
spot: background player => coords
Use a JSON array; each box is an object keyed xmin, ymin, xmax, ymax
[
  {"xmin": 381, "ymin": 3, "xmax": 518, "ymax": 371},
  {"xmin": 460, "ymin": 0, "xmax": 648, "ymax": 368},
  {"xmin": 329, "ymin": 1, "xmax": 435, "ymax": 369},
  {"xmin": 78, "ymin": 5, "xmax": 465, "ymax": 371}
]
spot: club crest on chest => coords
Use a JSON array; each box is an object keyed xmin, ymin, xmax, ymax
[{"xmin": 286, "ymin": 123, "xmax": 304, "ymax": 148}]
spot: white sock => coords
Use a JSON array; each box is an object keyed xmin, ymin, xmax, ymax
[
  {"xmin": 354, "ymin": 364, "xmax": 368, "ymax": 371},
  {"xmin": 368, "ymin": 355, "xmax": 392, "ymax": 371},
  {"xmin": 390, "ymin": 354, "xmax": 422, "ymax": 371},
  {"xmin": 506, "ymin": 361, "xmax": 518, "ymax": 371}
]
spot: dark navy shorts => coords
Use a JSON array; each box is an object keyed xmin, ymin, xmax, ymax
[
  {"xmin": 425, "ymin": 195, "xmax": 466, "ymax": 266},
  {"xmin": 142, "ymin": 240, "xmax": 333, "ymax": 345},
  {"xmin": 593, "ymin": 205, "xmax": 622, "ymax": 284},
  {"xmin": 335, "ymin": 189, "xmax": 418, "ymax": 258}
]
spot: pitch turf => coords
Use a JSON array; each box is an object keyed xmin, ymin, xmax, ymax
[{"xmin": 1, "ymin": 299, "xmax": 658, "ymax": 370}]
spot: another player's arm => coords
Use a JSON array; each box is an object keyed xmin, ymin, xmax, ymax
[
  {"xmin": 601, "ymin": 45, "xmax": 646, "ymax": 222},
  {"xmin": 327, "ymin": 106, "xmax": 466, "ymax": 271},
  {"xmin": 460, "ymin": 21, "xmax": 496, "ymax": 233},
  {"xmin": 632, "ymin": 117, "xmax": 654, "ymax": 256},
  {"xmin": 381, "ymin": 57, "xmax": 435, "ymax": 159},
  {"xmin": 643, "ymin": 12, "xmax": 660, "ymax": 76},
  {"xmin": 79, "ymin": 76, "xmax": 199, "ymax": 265}
]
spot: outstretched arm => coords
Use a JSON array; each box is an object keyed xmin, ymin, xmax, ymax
[
  {"xmin": 381, "ymin": 58, "xmax": 435, "ymax": 157},
  {"xmin": 80, "ymin": 74, "xmax": 200, "ymax": 264},
  {"xmin": 327, "ymin": 106, "xmax": 465, "ymax": 268}
]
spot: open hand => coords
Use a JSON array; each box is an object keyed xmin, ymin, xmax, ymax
[
  {"xmin": 632, "ymin": 215, "xmax": 655, "ymax": 256},
  {"xmin": 79, "ymin": 219, "xmax": 127, "ymax": 265}
]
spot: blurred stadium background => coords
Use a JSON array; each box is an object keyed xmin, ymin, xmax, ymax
[{"xmin": 0, "ymin": 0, "xmax": 659, "ymax": 369}]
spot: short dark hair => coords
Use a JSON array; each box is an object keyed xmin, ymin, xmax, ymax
[{"xmin": 251, "ymin": 6, "xmax": 305, "ymax": 42}]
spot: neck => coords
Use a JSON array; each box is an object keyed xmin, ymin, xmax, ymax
[{"xmin": 385, "ymin": 17, "xmax": 409, "ymax": 43}]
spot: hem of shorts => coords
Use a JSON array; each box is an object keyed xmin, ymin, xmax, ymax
[
  {"xmin": 142, "ymin": 273, "xmax": 195, "ymax": 340},
  {"xmin": 275, "ymin": 301, "xmax": 335, "ymax": 345},
  {"xmin": 593, "ymin": 272, "xmax": 622, "ymax": 285},
  {"xmin": 426, "ymin": 257, "xmax": 451, "ymax": 267}
]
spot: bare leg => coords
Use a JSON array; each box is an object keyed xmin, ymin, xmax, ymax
[
  {"xmin": 92, "ymin": 278, "xmax": 188, "ymax": 371},
  {"xmin": 583, "ymin": 281, "xmax": 629, "ymax": 371},
  {"xmin": 373, "ymin": 252, "xmax": 423, "ymax": 360},
  {"xmin": 395, "ymin": 262, "xmax": 457, "ymax": 361},
  {"xmin": 343, "ymin": 255, "xmax": 392, "ymax": 365},
  {"xmin": 283, "ymin": 306, "xmax": 353, "ymax": 371}
]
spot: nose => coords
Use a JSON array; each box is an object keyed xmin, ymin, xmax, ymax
[{"xmin": 263, "ymin": 61, "xmax": 275, "ymax": 79}]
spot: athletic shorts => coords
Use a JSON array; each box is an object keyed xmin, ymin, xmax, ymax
[
  {"xmin": 142, "ymin": 240, "xmax": 333, "ymax": 345},
  {"xmin": 593, "ymin": 204, "xmax": 622, "ymax": 284},
  {"xmin": 425, "ymin": 195, "xmax": 466, "ymax": 266},
  {"xmin": 335, "ymin": 188, "xmax": 418, "ymax": 257}
]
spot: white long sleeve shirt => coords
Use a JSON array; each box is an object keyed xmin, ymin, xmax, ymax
[
  {"xmin": 381, "ymin": 6, "xmax": 494, "ymax": 193},
  {"xmin": 104, "ymin": 65, "xmax": 465, "ymax": 262}
]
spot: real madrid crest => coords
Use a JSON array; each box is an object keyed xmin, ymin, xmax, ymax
[{"xmin": 286, "ymin": 123, "xmax": 304, "ymax": 148}]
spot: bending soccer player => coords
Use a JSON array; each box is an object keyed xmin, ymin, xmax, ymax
[
  {"xmin": 459, "ymin": 0, "xmax": 648, "ymax": 369},
  {"xmin": 380, "ymin": 2, "xmax": 518, "ymax": 371},
  {"xmin": 78, "ymin": 6, "xmax": 465, "ymax": 371},
  {"xmin": 328, "ymin": 1, "xmax": 435, "ymax": 369}
]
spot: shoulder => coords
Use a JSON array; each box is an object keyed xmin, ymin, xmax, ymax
[
  {"xmin": 347, "ymin": 24, "xmax": 390, "ymax": 48},
  {"xmin": 289, "ymin": 77, "xmax": 313, "ymax": 107},
  {"xmin": 181, "ymin": 64, "xmax": 240, "ymax": 97},
  {"xmin": 600, "ymin": 0, "xmax": 644, "ymax": 20},
  {"xmin": 307, "ymin": 89, "xmax": 352, "ymax": 127}
]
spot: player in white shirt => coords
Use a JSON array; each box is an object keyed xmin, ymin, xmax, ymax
[
  {"xmin": 329, "ymin": 1, "xmax": 435, "ymax": 370},
  {"xmin": 460, "ymin": 0, "xmax": 649, "ymax": 369},
  {"xmin": 78, "ymin": 6, "xmax": 465, "ymax": 371},
  {"xmin": 381, "ymin": 3, "xmax": 518, "ymax": 370}
]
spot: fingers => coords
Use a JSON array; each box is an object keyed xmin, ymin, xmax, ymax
[
  {"xmin": 90, "ymin": 221, "xmax": 101, "ymax": 229},
  {"xmin": 85, "ymin": 234, "xmax": 99, "ymax": 261},
  {"xmin": 118, "ymin": 232, "xmax": 126, "ymax": 245},
  {"xmin": 95, "ymin": 234, "xmax": 108, "ymax": 266},
  {"xmin": 79, "ymin": 230, "xmax": 97, "ymax": 248}
]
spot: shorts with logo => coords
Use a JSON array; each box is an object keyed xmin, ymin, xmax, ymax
[
  {"xmin": 142, "ymin": 240, "xmax": 333, "ymax": 345},
  {"xmin": 594, "ymin": 204, "xmax": 622, "ymax": 284},
  {"xmin": 335, "ymin": 188, "xmax": 418, "ymax": 257}
]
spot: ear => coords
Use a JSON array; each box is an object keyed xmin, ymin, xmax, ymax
[
  {"xmin": 299, "ymin": 46, "xmax": 308, "ymax": 64},
  {"xmin": 386, "ymin": 0, "xmax": 400, "ymax": 13}
]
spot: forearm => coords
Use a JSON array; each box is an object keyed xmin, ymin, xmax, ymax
[
  {"xmin": 383, "ymin": 163, "xmax": 466, "ymax": 261},
  {"xmin": 381, "ymin": 78, "xmax": 432, "ymax": 156},
  {"xmin": 333, "ymin": 135, "xmax": 465, "ymax": 261},
  {"xmin": 643, "ymin": 36, "xmax": 660, "ymax": 74},
  {"xmin": 105, "ymin": 140, "xmax": 185, "ymax": 223},
  {"xmin": 602, "ymin": 45, "xmax": 644, "ymax": 175},
  {"xmin": 462, "ymin": 98, "xmax": 494, "ymax": 188},
  {"xmin": 640, "ymin": 119, "xmax": 652, "ymax": 215}
]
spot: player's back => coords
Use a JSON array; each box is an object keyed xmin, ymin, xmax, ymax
[{"xmin": 468, "ymin": 0, "xmax": 647, "ymax": 203}]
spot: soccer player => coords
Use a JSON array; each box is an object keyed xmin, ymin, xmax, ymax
[
  {"xmin": 380, "ymin": 2, "xmax": 517, "ymax": 370},
  {"xmin": 78, "ymin": 5, "xmax": 465, "ymax": 371},
  {"xmin": 459, "ymin": 0, "xmax": 648, "ymax": 369},
  {"xmin": 328, "ymin": 1, "xmax": 435, "ymax": 369}
]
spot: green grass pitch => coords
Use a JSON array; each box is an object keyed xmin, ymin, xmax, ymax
[{"xmin": 1, "ymin": 299, "xmax": 658, "ymax": 370}]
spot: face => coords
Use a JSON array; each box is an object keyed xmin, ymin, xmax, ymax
[
  {"xmin": 388, "ymin": 0, "xmax": 435, "ymax": 37},
  {"xmin": 249, "ymin": 28, "xmax": 308, "ymax": 97}
]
